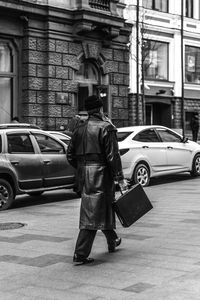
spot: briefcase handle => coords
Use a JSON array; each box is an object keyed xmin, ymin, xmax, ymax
[{"xmin": 119, "ymin": 182, "xmax": 130, "ymax": 196}]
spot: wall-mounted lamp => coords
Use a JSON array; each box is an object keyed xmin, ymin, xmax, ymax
[
  {"xmin": 156, "ymin": 89, "xmax": 166, "ymax": 95},
  {"xmin": 170, "ymin": 88, "xmax": 175, "ymax": 96}
]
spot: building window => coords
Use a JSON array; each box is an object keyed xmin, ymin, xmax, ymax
[
  {"xmin": 143, "ymin": 0, "xmax": 168, "ymax": 12},
  {"xmin": 185, "ymin": 45, "xmax": 200, "ymax": 84},
  {"xmin": 143, "ymin": 40, "xmax": 168, "ymax": 80},
  {"xmin": 75, "ymin": 61, "xmax": 108, "ymax": 113},
  {"xmin": 185, "ymin": 0, "xmax": 193, "ymax": 18},
  {"xmin": 0, "ymin": 40, "xmax": 16, "ymax": 123}
]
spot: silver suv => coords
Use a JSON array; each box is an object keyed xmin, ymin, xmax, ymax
[{"xmin": 0, "ymin": 124, "xmax": 75, "ymax": 210}]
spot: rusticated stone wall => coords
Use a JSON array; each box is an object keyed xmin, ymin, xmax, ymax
[{"xmin": 22, "ymin": 31, "xmax": 130, "ymax": 129}]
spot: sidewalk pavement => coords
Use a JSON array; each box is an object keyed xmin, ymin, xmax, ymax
[{"xmin": 0, "ymin": 174, "xmax": 200, "ymax": 299}]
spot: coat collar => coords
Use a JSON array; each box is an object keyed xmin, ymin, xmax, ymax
[{"xmin": 88, "ymin": 112, "xmax": 104, "ymax": 121}]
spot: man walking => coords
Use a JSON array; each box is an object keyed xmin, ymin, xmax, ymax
[{"xmin": 67, "ymin": 95, "xmax": 127, "ymax": 265}]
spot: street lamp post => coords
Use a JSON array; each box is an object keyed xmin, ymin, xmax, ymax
[
  {"xmin": 181, "ymin": 0, "xmax": 185, "ymax": 136},
  {"xmin": 136, "ymin": 0, "xmax": 140, "ymax": 125}
]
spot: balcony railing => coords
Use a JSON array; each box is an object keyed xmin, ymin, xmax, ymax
[{"xmin": 89, "ymin": 0, "xmax": 110, "ymax": 11}]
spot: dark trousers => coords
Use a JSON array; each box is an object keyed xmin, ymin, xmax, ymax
[{"xmin": 74, "ymin": 229, "xmax": 118, "ymax": 258}]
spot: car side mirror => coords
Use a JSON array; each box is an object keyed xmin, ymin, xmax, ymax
[{"xmin": 182, "ymin": 136, "xmax": 188, "ymax": 143}]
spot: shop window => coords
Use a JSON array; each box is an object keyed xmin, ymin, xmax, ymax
[
  {"xmin": 143, "ymin": 0, "xmax": 168, "ymax": 12},
  {"xmin": 0, "ymin": 41, "xmax": 16, "ymax": 123},
  {"xmin": 143, "ymin": 40, "xmax": 168, "ymax": 80},
  {"xmin": 185, "ymin": 0, "xmax": 193, "ymax": 18},
  {"xmin": 185, "ymin": 45, "xmax": 200, "ymax": 84}
]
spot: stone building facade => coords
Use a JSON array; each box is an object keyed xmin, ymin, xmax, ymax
[
  {"xmin": 0, "ymin": 0, "xmax": 131, "ymax": 129},
  {"xmin": 125, "ymin": 0, "xmax": 200, "ymax": 138}
]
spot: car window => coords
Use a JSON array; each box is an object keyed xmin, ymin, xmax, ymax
[
  {"xmin": 133, "ymin": 129, "xmax": 160, "ymax": 142},
  {"xmin": 117, "ymin": 132, "xmax": 132, "ymax": 142},
  {"xmin": 34, "ymin": 134, "xmax": 65, "ymax": 154},
  {"xmin": 7, "ymin": 134, "xmax": 34, "ymax": 153},
  {"xmin": 50, "ymin": 133, "xmax": 70, "ymax": 145},
  {"xmin": 156, "ymin": 129, "xmax": 182, "ymax": 142}
]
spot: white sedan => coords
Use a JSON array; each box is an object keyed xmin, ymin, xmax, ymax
[{"xmin": 117, "ymin": 125, "xmax": 200, "ymax": 186}]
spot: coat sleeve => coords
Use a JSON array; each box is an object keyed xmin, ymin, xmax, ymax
[
  {"xmin": 103, "ymin": 124, "xmax": 124, "ymax": 182},
  {"xmin": 67, "ymin": 134, "xmax": 77, "ymax": 169}
]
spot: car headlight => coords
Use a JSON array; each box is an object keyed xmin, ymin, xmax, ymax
[{"xmin": 119, "ymin": 149, "xmax": 129, "ymax": 156}]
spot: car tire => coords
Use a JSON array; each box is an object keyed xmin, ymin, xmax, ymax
[
  {"xmin": 28, "ymin": 191, "xmax": 44, "ymax": 196},
  {"xmin": 0, "ymin": 179, "xmax": 14, "ymax": 211},
  {"xmin": 191, "ymin": 154, "xmax": 200, "ymax": 177},
  {"xmin": 133, "ymin": 163, "xmax": 150, "ymax": 187}
]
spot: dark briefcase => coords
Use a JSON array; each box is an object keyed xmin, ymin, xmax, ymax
[{"xmin": 113, "ymin": 184, "xmax": 153, "ymax": 228}]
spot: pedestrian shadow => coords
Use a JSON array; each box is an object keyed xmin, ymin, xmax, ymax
[{"xmin": 12, "ymin": 189, "xmax": 78, "ymax": 209}]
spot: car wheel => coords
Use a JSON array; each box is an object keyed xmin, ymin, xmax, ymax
[
  {"xmin": 28, "ymin": 191, "xmax": 44, "ymax": 196},
  {"xmin": 0, "ymin": 179, "xmax": 14, "ymax": 211},
  {"xmin": 133, "ymin": 163, "xmax": 150, "ymax": 187},
  {"xmin": 191, "ymin": 154, "xmax": 200, "ymax": 177}
]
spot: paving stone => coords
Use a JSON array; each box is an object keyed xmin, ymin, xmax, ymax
[
  {"xmin": 0, "ymin": 177, "xmax": 200, "ymax": 299},
  {"xmin": 0, "ymin": 234, "xmax": 71, "ymax": 243},
  {"xmin": 14, "ymin": 286, "xmax": 94, "ymax": 300},
  {"xmin": 0, "ymin": 254, "xmax": 72, "ymax": 267},
  {"xmin": 123, "ymin": 282, "xmax": 155, "ymax": 293}
]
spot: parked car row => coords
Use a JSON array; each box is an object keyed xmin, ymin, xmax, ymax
[
  {"xmin": 0, "ymin": 124, "xmax": 75, "ymax": 211},
  {"xmin": 0, "ymin": 123, "xmax": 200, "ymax": 210}
]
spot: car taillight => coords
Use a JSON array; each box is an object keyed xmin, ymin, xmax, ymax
[{"xmin": 119, "ymin": 149, "xmax": 129, "ymax": 156}]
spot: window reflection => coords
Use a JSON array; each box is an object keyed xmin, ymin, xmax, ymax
[
  {"xmin": 143, "ymin": 40, "xmax": 168, "ymax": 80},
  {"xmin": 76, "ymin": 62, "xmax": 99, "ymax": 81},
  {"xmin": 185, "ymin": 0, "xmax": 193, "ymax": 18},
  {"xmin": 0, "ymin": 44, "xmax": 12, "ymax": 72},
  {"xmin": 133, "ymin": 129, "xmax": 160, "ymax": 142},
  {"xmin": 143, "ymin": 0, "xmax": 168, "ymax": 12},
  {"xmin": 0, "ymin": 41, "xmax": 14, "ymax": 123},
  {"xmin": 185, "ymin": 45, "xmax": 200, "ymax": 84},
  {"xmin": 0, "ymin": 78, "xmax": 11, "ymax": 123}
]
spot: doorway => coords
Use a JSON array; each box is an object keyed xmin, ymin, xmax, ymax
[{"xmin": 146, "ymin": 102, "xmax": 172, "ymax": 127}]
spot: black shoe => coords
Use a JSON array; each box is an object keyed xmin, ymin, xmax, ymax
[
  {"xmin": 73, "ymin": 254, "xmax": 94, "ymax": 265},
  {"xmin": 108, "ymin": 237, "xmax": 122, "ymax": 253}
]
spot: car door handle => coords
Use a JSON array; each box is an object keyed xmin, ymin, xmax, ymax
[
  {"xmin": 43, "ymin": 160, "xmax": 51, "ymax": 164},
  {"xmin": 11, "ymin": 161, "xmax": 19, "ymax": 165},
  {"xmin": 167, "ymin": 146, "xmax": 173, "ymax": 149},
  {"xmin": 142, "ymin": 146, "xmax": 149, "ymax": 149}
]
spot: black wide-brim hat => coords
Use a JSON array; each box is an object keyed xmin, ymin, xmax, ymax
[{"xmin": 85, "ymin": 95, "xmax": 103, "ymax": 111}]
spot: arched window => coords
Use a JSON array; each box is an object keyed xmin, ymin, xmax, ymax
[
  {"xmin": 0, "ymin": 40, "xmax": 16, "ymax": 123},
  {"xmin": 76, "ymin": 61, "xmax": 99, "ymax": 82},
  {"xmin": 75, "ymin": 60, "xmax": 108, "ymax": 113}
]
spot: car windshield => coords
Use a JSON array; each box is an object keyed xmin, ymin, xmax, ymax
[{"xmin": 117, "ymin": 131, "xmax": 132, "ymax": 142}]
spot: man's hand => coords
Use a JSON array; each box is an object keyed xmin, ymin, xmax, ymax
[{"xmin": 118, "ymin": 179, "xmax": 129, "ymax": 192}]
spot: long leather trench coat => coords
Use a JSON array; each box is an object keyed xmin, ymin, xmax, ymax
[{"xmin": 67, "ymin": 112, "xmax": 124, "ymax": 230}]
